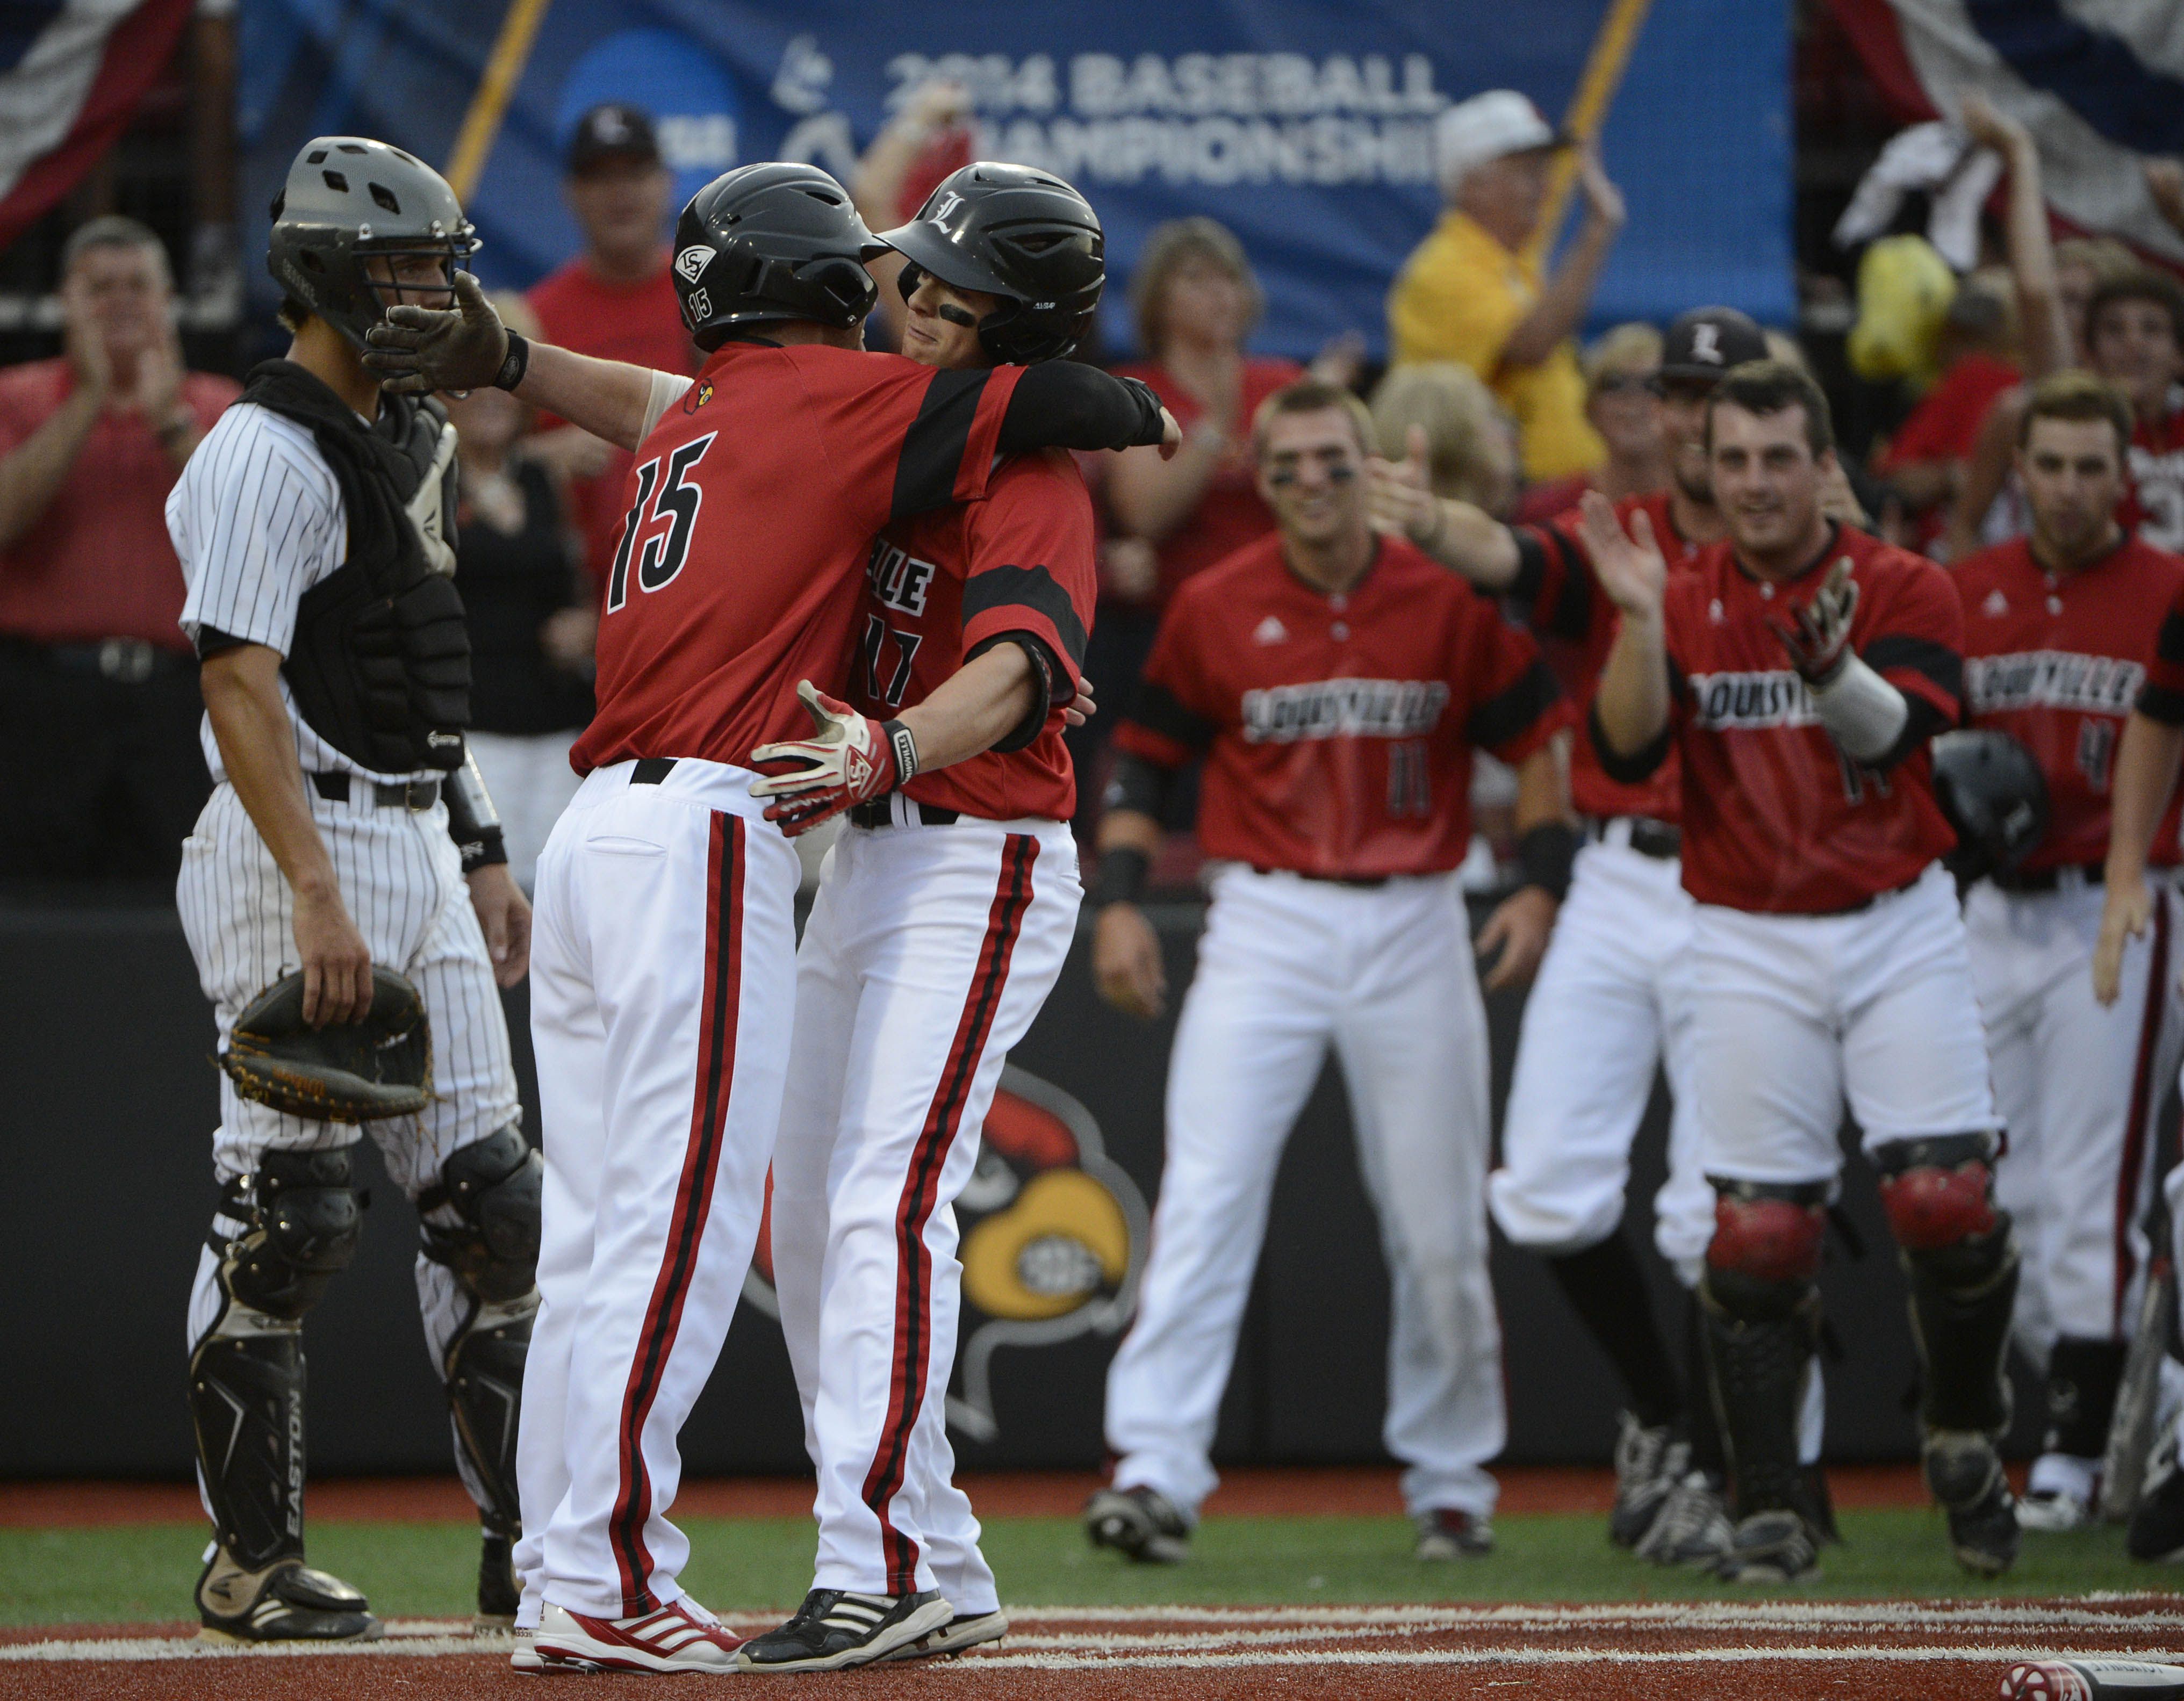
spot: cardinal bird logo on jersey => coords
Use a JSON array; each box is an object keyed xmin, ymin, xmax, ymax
[{"xmin": 744, "ymin": 1066, "xmax": 1148, "ymax": 1443}]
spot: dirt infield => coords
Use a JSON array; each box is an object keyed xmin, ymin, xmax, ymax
[
  {"xmin": 5, "ymin": 1598, "xmax": 2180, "ymax": 1700},
  {"xmin": 0, "ymin": 1462, "xmax": 1942, "ymax": 1527}
]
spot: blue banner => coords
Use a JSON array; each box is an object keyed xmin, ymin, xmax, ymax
[{"xmin": 238, "ymin": 0, "xmax": 1792, "ymax": 358}]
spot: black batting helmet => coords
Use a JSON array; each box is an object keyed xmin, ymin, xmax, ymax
[
  {"xmin": 1930, "ymin": 729, "xmax": 2050, "ymax": 882},
  {"xmin": 670, "ymin": 163, "xmax": 878, "ymax": 350},
  {"xmin": 268, "ymin": 138, "xmax": 477, "ymax": 350},
  {"xmin": 871, "ymin": 162, "xmax": 1104, "ymax": 365}
]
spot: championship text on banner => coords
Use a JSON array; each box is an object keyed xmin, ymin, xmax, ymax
[{"xmin": 239, "ymin": 0, "xmax": 1793, "ymax": 357}]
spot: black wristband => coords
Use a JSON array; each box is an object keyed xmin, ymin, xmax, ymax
[
  {"xmin": 493, "ymin": 331, "xmax": 530, "ymax": 392},
  {"xmin": 1516, "ymin": 821, "xmax": 1579, "ymax": 903},
  {"xmin": 1088, "ymin": 846, "xmax": 1151, "ymax": 910},
  {"xmin": 457, "ymin": 825, "xmax": 508, "ymax": 875},
  {"xmin": 882, "ymin": 718, "xmax": 918, "ymax": 783}
]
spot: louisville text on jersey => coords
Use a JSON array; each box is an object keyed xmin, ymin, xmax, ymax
[
  {"xmin": 1239, "ymin": 677, "xmax": 1451, "ymax": 744},
  {"xmin": 1685, "ymin": 668, "xmax": 1822, "ymax": 731},
  {"xmin": 867, "ymin": 537, "xmax": 937, "ymax": 617},
  {"xmin": 1963, "ymin": 649, "xmax": 2147, "ymax": 717}
]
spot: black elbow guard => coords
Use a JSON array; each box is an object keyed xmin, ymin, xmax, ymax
[
  {"xmin": 444, "ymin": 747, "xmax": 508, "ymax": 874},
  {"xmin": 967, "ymin": 633, "xmax": 1058, "ymax": 754},
  {"xmin": 1589, "ymin": 701, "xmax": 1670, "ymax": 784}
]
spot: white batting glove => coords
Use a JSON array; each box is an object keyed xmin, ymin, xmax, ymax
[{"xmin": 749, "ymin": 680, "xmax": 917, "ymax": 837}]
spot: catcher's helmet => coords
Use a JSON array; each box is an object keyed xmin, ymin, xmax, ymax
[
  {"xmin": 670, "ymin": 163, "xmax": 878, "ymax": 349},
  {"xmin": 1931, "ymin": 728, "xmax": 2050, "ymax": 881},
  {"xmin": 268, "ymin": 138, "xmax": 477, "ymax": 350},
  {"xmin": 872, "ymin": 162, "xmax": 1104, "ymax": 365}
]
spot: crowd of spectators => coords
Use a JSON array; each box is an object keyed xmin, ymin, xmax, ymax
[{"xmin": 4, "ymin": 83, "xmax": 2182, "ymax": 891}]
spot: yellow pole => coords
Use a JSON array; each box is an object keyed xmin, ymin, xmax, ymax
[
  {"xmin": 1524, "ymin": 0, "xmax": 1655, "ymax": 269},
  {"xmin": 445, "ymin": 0, "xmax": 556, "ymax": 204}
]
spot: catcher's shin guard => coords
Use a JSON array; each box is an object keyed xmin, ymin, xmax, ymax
[
  {"xmin": 189, "ymin": 1145, "xmax": 367, "ymax": 1573},
  {"xmin": 1875, "ymin": 1135, "xmax": 2017, "ymax": 1437},
  {"xmin": 189, "ymin": 1316, "xmax": 307, "ymax": 1573},
  {"xmin": 1701, "ymin": 1181, "xmax": 1827, "ymax": 1523},
  {"xmin": 420, "ymin": 1128, "xmax": 540, "ymax": 1548}
]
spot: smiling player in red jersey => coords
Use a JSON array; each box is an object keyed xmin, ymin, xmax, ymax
[
  {"xmin": 364, "ymin": 161, "xmax": 1173, "ymax": 1674},
  {"xmin": 1083, "ymin": 379, "xmax": 1577, "ymax": 1569},
  {"xmin": 1368, "ymin": 308, "xmax": 1859, "ymax": 1564},
  {"xmin": 1953, "ymin": 372, "xmax": 2184, "ymax": 1536},
  {"xmin": 1592, "ymin": 360, "xmax": 2018, "ymax": 1587}
]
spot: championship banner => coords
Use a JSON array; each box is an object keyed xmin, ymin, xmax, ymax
[
  {"xmin": 1831, "ymin": 0, "xmax": 2184, "ymax": 265},
  {"xmin": 238, "ymin": 0, "xmax": 1793, "ymax": 357}
]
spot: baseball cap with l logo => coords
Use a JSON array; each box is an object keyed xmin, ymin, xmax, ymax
[{"xmin": 1659, "ymin": 306, "xmax": 1770, "ymax": 384}]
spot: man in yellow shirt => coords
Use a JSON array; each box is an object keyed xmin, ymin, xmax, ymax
[{"xmin": 1390, "ymin": 90, "xmax": 1625, "ymax": 482}]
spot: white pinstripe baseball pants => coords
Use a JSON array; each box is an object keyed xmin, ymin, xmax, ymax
[{"xmin": 176, "ymin": 777, "xmax": 523, "ymax": 1506}]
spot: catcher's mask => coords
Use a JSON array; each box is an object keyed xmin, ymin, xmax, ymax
[{"xmin": 268, "ymin": 138, "xmax": 478, "ymax": 350}]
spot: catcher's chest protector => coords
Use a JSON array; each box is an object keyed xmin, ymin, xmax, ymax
[{"xmin": 241, "ymin": 359, "xmax": 471, "ymax": 774}]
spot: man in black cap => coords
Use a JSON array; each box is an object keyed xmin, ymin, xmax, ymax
[
  {"xmin": 1369, "ymin": 309, "xmax": 1853, "ymax": 1567},
  {"xmin": 527, "ymin": 103, "xmax": 697, "ymax": 588}
]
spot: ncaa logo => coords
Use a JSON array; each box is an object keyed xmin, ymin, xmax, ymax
[
  {"xmin": 1691, "ymin": 322, "xmax": 1723, "ymax": 364},
  {"xmin": 674, "ymin": 244, "xmax": 713, "ymax": 283}
]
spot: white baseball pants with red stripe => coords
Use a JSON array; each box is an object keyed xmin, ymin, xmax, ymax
[
  {"xmin": 515, "ymin": 758, "xmax": 801, "ymax": 1623},
  {"xmin": 1105, "ymin": 865, "xmax": 1505, "ymax": 1522},
  {"xmin": 1965, "ymin": 875, "xmax": 2184, "ymax": 1353},
  {"xmin": 769, "ymin": 811, "xmax": 1081, "ymax": 1605}
]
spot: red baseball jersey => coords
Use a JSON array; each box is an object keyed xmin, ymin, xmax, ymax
[
  {"xmin": 1954, "ymin": 534, "xmax": 2184, "ymax": 870},
  {"xmin": 2122, "ymin": 570, "xmax": 2184, "ymax": 773},
  {"xmin": 571, "ymin": 341, "xmax": 1022, "ymax": 776},
  {"xmin": 848, "ymin": 449, "xmax": 1097, "ymax": 822},
  {"xmin": 2124, "ymin": 392, "xmax": 2184, "ymax": 554},
  {"xmin": 1515, "ymin": 488, "xmax": 1703, "ymax": 824},
  {"xmin": 1629, "ymin": 525, "xmax": 1963, "ymax": 914},
  {"xmin": 1112, "ymin": 532, "xmax": 1569, "ymax": 878}
]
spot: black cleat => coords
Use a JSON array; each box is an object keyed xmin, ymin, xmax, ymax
[
  {"xmin": 1635, "ymin": 1471, "xmax": 1734, "ymax": 1568},
  {"xmin": 196, "ymin": 1546, "xmax": 382, "ymax": 1644},
  {"xmin": 1085, "ymin": 1485, "xmax": 1191, "ymax": 1563},
  {"xmin": 1413, "ymin": 1508, "xmax": 1493, "ymax": 1560},
  {"xmin": 1925, "ymin": 1430, "xmax": 2020, "ymax": 1577},
  {"xmin": 1714, "ymin": 1509, "xmax": 1820, "ymax": 1583},
  {"xmin": 2128, "ymin": 1419, "xmax": 2184, "ymax": 1561},
  {"xmin": 737, "ymin": 1588, "xmax": 953, "ymax": 1673},
  {"xmin": 1608, "ymin": 1414, "xmax": 1685, "ymax": 1549},
  {"xmin": 476, "ymin": 1526, "xmax": 519, "ymax": 1631}
]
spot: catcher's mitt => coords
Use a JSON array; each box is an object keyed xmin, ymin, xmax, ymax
[{"xmin": 220, "ymin": 967, "xmax": 432, "ymax": 1122}]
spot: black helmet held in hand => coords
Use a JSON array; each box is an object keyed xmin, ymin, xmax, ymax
[
  {"xmin": 670, "ymin": 163, "xmax": 879, "ymax": 349},
  {"xmin": 1931, "ymin": 728, "xmax": 2050, "ymax": 884},
  {"xmin": 268, "ymin": 137, "xmax": 478, "ymax": 350},
  {"xmin": 872, "ymin": 162, "xmax": 1105, "ymax": 364}
]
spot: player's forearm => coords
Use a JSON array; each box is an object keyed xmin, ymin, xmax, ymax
[
  {"xmin": 2105, "ymin": 713, "xmax": 2184, "ymax": 885},
  {"xmin": 0, "ymin": 385, "xmax": 101, "ymax": 550},
  {"xmin": 896, "ymin": 644, "xmax": 1038, "ymax": 772},
  {"xmin": 1594, "ymin": 612, "xmax": 1670, "ymax": 755},
  {"xmin": 1417, "ymin": 502, "xmax": 1523, "ymax": 589},
  {"xmin": 200, "ymin": 647, "xmax": 341, "ymax": 900},
  {"xmin": 1511, "ymin": 732, "xmax": 1575, "ymax": 834},
  {"xmin": 1096, "ymin": 806, "xmax": 1162, "ymax": 860},
  {"xmin": 513, "ymin": 343, "xmax": 661, "ymax": 452},
  {"xmin": 1501, "ymin": 216, "xmax": 1615, "ymax": 371}
]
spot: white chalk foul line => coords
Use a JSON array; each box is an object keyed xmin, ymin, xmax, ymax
[
  {"xmin": 949, "ymin": 1645, "xmax": 2184, "ymax": 1673},
  {"xmin": 6, "ymin": 1602, "xmax": 2180, "ymax": 1664}
]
